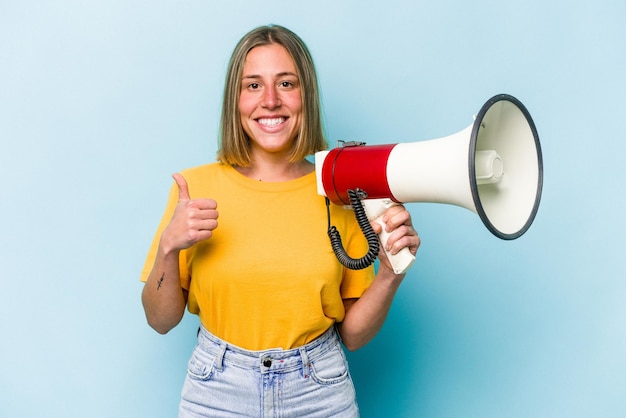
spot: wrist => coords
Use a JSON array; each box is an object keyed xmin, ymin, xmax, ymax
[
  {"xmin": 376, "ymin": 266, "xmax": 405, "ymax": 287},
  {"xmin": 158, "ymin": 235, "xmax": 181, "ymax": 259}
]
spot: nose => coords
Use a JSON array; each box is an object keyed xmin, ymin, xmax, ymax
[{"xmin": 262, "ymin": 85, "xmax": 281, "ymax": 109}]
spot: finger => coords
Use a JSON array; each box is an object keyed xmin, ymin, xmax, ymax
[
  {"xmin": 193, "ymin": 198, "xmax": 218, "ymax": 211},
  {"xmin": 192, "ymin": 210, "xmax": 219, "ymax": 225},
  {"xmin": 386, "ymin": 226, "xmax": 420, "ymax": 255},
  {"xmin": 195, "ymin": 218, "xmax": 219, "ymax": 232},
  {"xmin": 370, "ymin": 218, "xmax": 383, "ymax": 234},
  {"xmin": 172, "ymin": 173, "xmax": 191, "ymax": 202},
  {"xmin": 383, "ymin": 207, "xmax": 412, "ymax": 232},
  {"xmin": 384, "ymin": 224, "xmax": 412, "ymax": 251}
]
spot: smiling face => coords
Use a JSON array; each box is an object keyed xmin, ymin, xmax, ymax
[{"xmin": 238, "ymin": 44, "xmax": 303, "ymax": 160}]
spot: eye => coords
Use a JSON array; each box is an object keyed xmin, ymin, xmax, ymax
[
  {"xmin": 279, "ymin": 78, "xmax": 300, "ymax": 90},
  {"xmin": 247, "ymin": 82, "xmax": 260, "ymax": 90}
]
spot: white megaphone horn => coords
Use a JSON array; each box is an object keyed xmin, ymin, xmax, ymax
[{"xmin": 315, "ymin": 94, "xmax": 544, "ymax": 274}]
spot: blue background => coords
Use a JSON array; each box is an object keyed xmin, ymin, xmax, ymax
[{"xmin": 1, "ymin": 1, "xmax": 625, "ymax": 417}]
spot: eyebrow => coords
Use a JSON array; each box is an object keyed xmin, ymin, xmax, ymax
[{"xmin": 242, "ymin": 71, "xmax": 299, "ymax": 80}]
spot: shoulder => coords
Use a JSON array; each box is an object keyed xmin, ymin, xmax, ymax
[
  {"xmin": 179, "ymin": 162, "xmax": 233, "ymax": 185},
  {"xmin": 180, "ymin": 162, "xmax": 226, "ymax": 177},
  {"xmin": 177, "ymin": 162, "xmax": 232, "ymax": 198}
]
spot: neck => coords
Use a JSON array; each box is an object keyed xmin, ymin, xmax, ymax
[{"xmin": 236, "ymin": 159, "xmax": 313, "ymax": 182}]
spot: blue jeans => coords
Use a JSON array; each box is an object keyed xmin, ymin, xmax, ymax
[{"xmin": 179, "ymin": 325, "xmax": 360, "ymax": 417}]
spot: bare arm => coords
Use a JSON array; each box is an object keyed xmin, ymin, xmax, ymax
[
  {"xmin": 337, "ymin": 205, "xmax": 420, "ymax": 351},
  {"xmin": 141, "ymin": 173, "xmax": 218, "ymax": 334},
  {"xmin": 141, "ymin": 246, "xmax": 188, "ymax": 334}
]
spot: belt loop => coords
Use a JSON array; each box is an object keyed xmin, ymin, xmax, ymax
[
  {"xmin": 215, "ymin": 343, "xmax": 227, "ymax": 372},
  {"xmin": 298, "ymin": 347, "xmax": 310, "ymax": 379}
]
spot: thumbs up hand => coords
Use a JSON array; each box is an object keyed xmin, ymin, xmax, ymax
[{"xmin": 160, "ymin": 173, "xmax": 219, "ymax": 253}]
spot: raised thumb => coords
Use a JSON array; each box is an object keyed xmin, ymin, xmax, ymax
[{"xmin": 172, "ymin": 173, "xmax": 191, "ymax": 202}]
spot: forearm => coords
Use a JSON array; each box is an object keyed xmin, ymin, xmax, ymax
[
  {"xmin": 337, "ymin": 202, "xmax": 419, "ymax": 350},
  {"xmin": 337, "ymin": 269, "xmax": 405, "ymax": 351},
  {"xmin": 141, "ymin": 245, "xmax": 187, "ymax": 334}
]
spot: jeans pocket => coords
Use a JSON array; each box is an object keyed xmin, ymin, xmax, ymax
[
  {"xmin": 308, "ymin": 345, "xmax": 350, "ymax": 385},
  {"xmin": 186, "ymin": 347, "xmax": 217, "ymax": 381}
]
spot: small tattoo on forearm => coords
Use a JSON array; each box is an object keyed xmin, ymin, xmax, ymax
[{"xmin": 157, "ymin": 273, "xmax": 164, "ymax": 290}]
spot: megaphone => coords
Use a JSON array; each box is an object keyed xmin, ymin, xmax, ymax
[{"xmin": 315, "ymin": 94, "xmax": 543, "ymax": 274}]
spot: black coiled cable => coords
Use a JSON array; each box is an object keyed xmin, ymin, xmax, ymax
[{"xmin": 326, "ymin": 189, "xmax": 379, "ymax": 270}]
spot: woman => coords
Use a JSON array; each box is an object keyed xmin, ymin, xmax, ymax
[{"xmin": 140, "ymin": 24, "xmax": 420, "ymax": 417}]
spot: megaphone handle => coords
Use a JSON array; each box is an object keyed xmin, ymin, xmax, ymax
[{"xmin": 362, "ymin": 199, "xmax": 416, "ymax": 275}]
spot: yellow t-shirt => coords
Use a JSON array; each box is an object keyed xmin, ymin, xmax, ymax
[{"xmin": 140, "ymin": 162, "xmax": 374, "ymax": 350}]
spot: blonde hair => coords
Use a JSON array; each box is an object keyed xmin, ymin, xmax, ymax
[{"xmin": 217, "ymin": 25, "xmax": 327, "ymax": 166}]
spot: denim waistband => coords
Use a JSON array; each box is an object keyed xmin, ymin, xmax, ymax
[{"xmin": 196, "ymin": 325, "xmax": 341, "ymax": 374}]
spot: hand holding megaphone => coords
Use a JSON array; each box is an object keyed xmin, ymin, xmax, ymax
[
  {"xmin": 364, "ymin": 198, "xmax": 418, "ymax": 274},
  {"xmin": 315, "ymin": 94, "xmax": 543, "ymax": 274}
]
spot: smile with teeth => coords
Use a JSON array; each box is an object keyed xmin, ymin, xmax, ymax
[{"xmin": 257, "ymin": 117, "xmax": 286, "ymax": 127}]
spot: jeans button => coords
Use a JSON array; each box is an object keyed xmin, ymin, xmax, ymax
[{"xmin": 263, "ymin": 358, "xmax": 272, "ymax": 367}]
